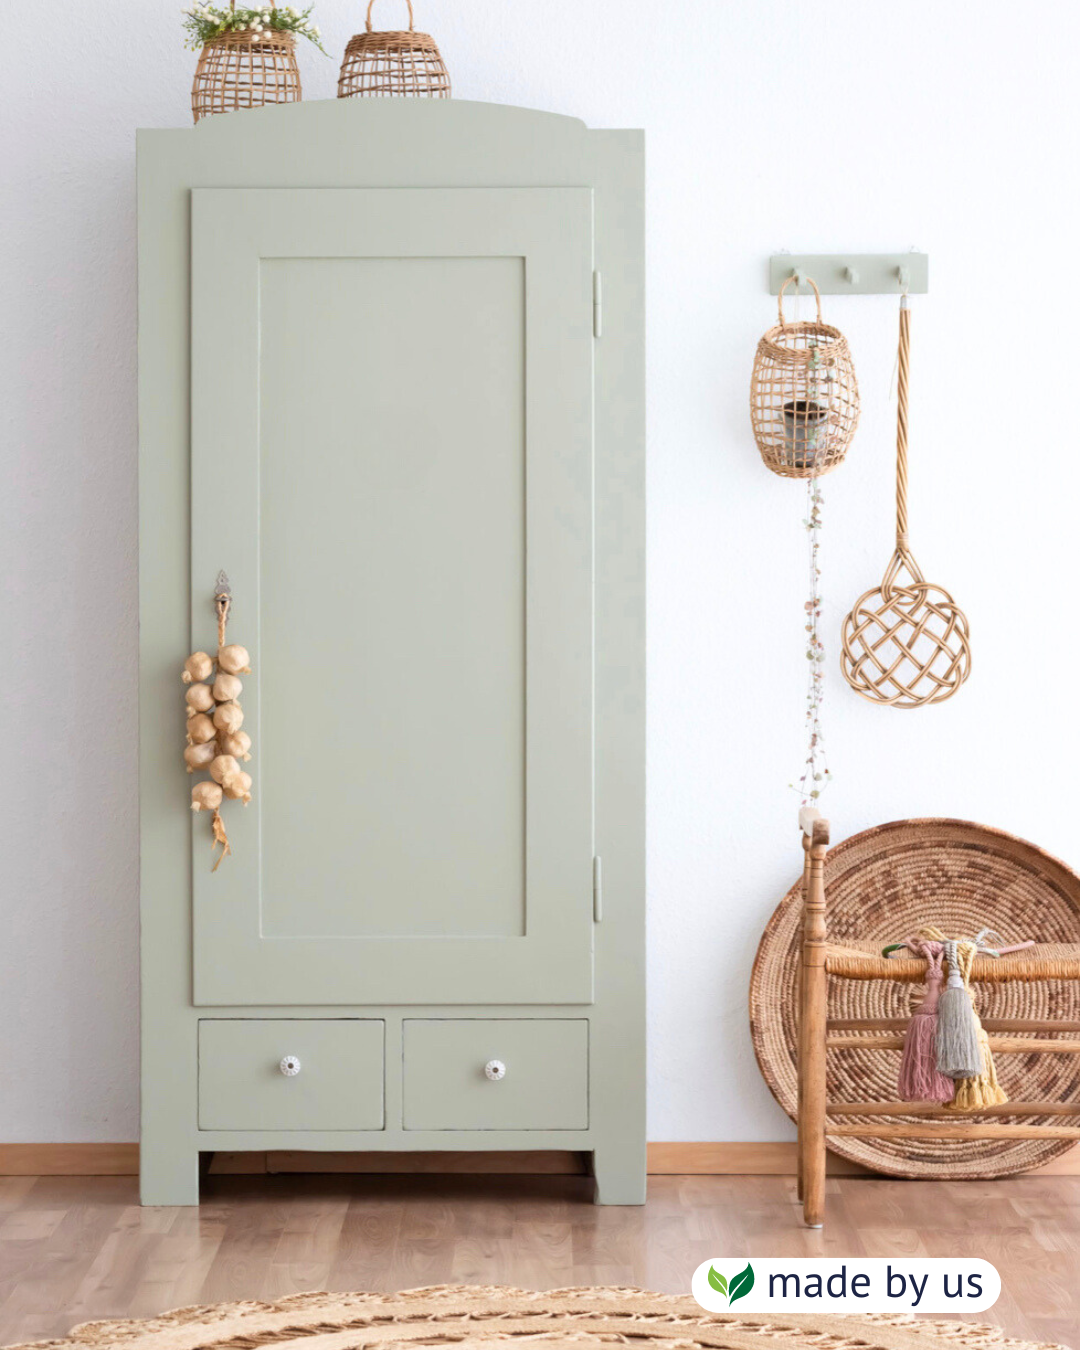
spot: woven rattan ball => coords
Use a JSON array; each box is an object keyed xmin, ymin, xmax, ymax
[
  {"xmin": 841, "ymin": 567, "xmax": 972, "ymax": 708},
  {"xmin": 751, "ymin": 277, "xmax": 859, "ymax": 479},
  {"xmin": 192, "ymin": 27, "xmax": 301, "ymax": 123},
  {"xmin": 338, "ymin": 0, "xmax": 450, "ymax": 99}
]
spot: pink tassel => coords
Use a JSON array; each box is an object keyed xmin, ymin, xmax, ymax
[{"xmin": 898, "ymin": 944, "xmax": 955, "ymax": 1104}]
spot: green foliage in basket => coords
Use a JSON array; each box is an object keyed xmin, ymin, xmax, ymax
[{"xmin": 182, "ymin": 2, "xmax": 328, "ymax": 54}]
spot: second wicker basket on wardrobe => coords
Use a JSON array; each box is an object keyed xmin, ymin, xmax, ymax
[{"xmin": 338, "ymin": 0, "xmax": 450, "ymax": 99}]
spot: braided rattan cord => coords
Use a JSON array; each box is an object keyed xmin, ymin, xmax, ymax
[
  {"xmin": 191, "ymin": 1, "xmax": 301, "ymax": 123},
  {"xmin": 840, "ymin": 299, "xmax": 971, "ymax": 707},
  {"xmin": 827, "ymin": 942, "xmax": 1080, "ymax": 983},
  {"xmin": 895, "ymin": 300, "xmax": 911, "ymax": 544},
  {"xmin": 750, "ymin": 277, "xmax": 860, "ymax": 479},
  {"xmin": 338, "ymin": 0, "xmax": 450, "ymax": 99}
]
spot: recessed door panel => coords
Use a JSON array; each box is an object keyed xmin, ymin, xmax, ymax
[
  {"xmin": 259, "ymin": 256, "xmax": 526, "ymax": 940},
  {"xmin": 190, "ymin": 188, "xmax": 594, "ymax": 1006}
]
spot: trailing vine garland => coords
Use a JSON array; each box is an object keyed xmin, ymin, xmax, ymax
[{"xmin": 793, "ymin": 477, "xmax": 831, "ymax": 805}]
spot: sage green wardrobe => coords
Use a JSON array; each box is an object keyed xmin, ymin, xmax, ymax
[{"xmin": 137, "ymin": 99, "xmax": 645, "ymax": 1205}]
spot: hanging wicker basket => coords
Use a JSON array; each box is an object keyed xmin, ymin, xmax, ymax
[
  {"xmin": 750, "ymin": 277, "xmax": 860, "ymax": 479},
  {"xmin": 192, "ymin": 3, "xmax": 302, "ymax": 124},
  {"xmin": 338, "ymin": 0, "xmax": 450, "ymax": 99}
]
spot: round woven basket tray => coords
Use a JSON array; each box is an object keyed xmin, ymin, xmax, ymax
[{"xmin": 750, "ymin": 818, "xmax": 1080, "ymax": 1178}]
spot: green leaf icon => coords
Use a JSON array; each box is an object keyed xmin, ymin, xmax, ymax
[
  {"xmin": 707, "ymin": 1266, "xmax": 728, "ymax": 1296},
  {"xmin": 728, "ymin": 1263, "xmax": 755, "ymax": 1306}
]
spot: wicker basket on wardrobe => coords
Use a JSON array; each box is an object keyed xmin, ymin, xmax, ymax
[
  {"xmin": 338, "ymin": 0, "xmax": 450, "ymax": 98},
  {"xmin": 191, "ymin": 4, "xmax": 302, "ymax": 123}
]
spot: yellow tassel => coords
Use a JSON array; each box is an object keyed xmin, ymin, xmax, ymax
[{"xmin": 944, "ymin": 1013, "xmax": 1008, "ymax": 1112}]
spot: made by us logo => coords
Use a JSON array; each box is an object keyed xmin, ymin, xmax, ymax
[
  {"xmin": 706, "ymin": 1262, "xmax": 755, "ymax": 1308},
  {"xmin": 693, "ymin": 1258, "xmax": 999, "ymax": 1315}
]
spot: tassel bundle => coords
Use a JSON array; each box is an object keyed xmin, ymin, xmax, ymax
[
  {"xmin": 898, "ymin": 942, "xmax": 955, "ymax": 1103},
  {"xmin": 940, "ymin": 938, "xmax": 1008, "ymax": 1112},
  {"xmin": 892, "ymin": 926, "xmax": 1026, "ymax": 1109},
  {"xmin": 934, "ymin": 934, "xmax": 1009, "ymax": 1112}
]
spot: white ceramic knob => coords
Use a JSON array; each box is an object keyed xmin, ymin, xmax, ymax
[
  {"xmin": 484, "ymin": 1059, "xmax": 506, "ymax": 1081},
  {"xmin": 279, "ymin": 1055, "xmax": 301, "ymax": 1077}
]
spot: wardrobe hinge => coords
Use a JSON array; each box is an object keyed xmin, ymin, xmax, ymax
[
  {"xmin": 592, "ymin": 856, "xmax": 603, "ymax": 922},
  {"xmin": 592, "ymin": 271, "xmax": 603, "ymax": 338}
]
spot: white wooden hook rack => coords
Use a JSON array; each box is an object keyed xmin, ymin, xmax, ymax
[{"xmin": 769, "ymin": 253, "xmax": 929, "ymax": 295}]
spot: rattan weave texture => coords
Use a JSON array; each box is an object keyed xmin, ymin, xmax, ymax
[
  {"xmin": 338, "ymin": 0, "xmax": 450, "ymax": 99},
  {"xmin": 750, "ymin": 819, "xmax": 1080, "ymax": 1177},
  {"xmin": 750, "ymin": 277, "xmax": 859, "ymax": 480},
  {"xmin": 839, "ymin": 300, "xmax": 971, "ymax": 707},
  {"xmin": 4, "ymin": 1284, "xmax": 1068, "ymax": 1350},
  {"xmin": 191, "ymin": 25, "xmax": 301, "ymax": 122}
]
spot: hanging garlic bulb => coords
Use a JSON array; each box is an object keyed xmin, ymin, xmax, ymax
[
  {"xmin": 186, "ymin": 589, "xmax": 253, "ymax": 870},
  {"xmin": 182, "ymin": 651, "xmax": 214, "ymax": 684},
  {"xmin": 212, "ymin": 701, "xmax": 244, "ymax": 735},
  {"xmin": 187, "ymin": 712, "xmax": 217, "ymax": 744},
  {"xmin": 220, "ymin": 730, "xmax": 252, "ymax": 762},
  {"xmin": 191, "ymin": 780, "xmax": 224, "ymax": 812},
  {"xmin": 217, "ymin": 644, "xmax": 251, "ymax": 675},
  {"xmin": 185, "ymin": 682, "xmax": 215, "ymax": 715},
  {"xmin": 184, "ymin": 741, "xmax": 217, "ymax": 773},
  {"xmin": 224, "ymin": 769, "xmax": 253, "ymax": 804},
  {"xmin": 209, "ymin": 753, "xmax": 242, "ymax": 787},
  {"xmin": 212, "ymin": 671, "xmax": 243, "ymax": 703}
]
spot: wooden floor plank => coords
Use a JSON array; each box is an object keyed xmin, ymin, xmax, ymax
[{"xmin": 0, "ymin": 1174, "xmax": 1075, "ymax": 1344}]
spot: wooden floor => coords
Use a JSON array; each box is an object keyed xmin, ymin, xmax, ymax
[{"xmin": 0, "ymin": 1172, "xmax": 1077, "ymax": 1347}]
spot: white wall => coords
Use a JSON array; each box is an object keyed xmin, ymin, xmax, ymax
[{"xmin": 3, "ymin": 0, "xmax": 1079, "ymax": 1143}]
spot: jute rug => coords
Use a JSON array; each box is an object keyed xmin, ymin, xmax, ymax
[{"xmin": 3, "ymin": 1285, "xmax": 1070, "ymax": 1350}]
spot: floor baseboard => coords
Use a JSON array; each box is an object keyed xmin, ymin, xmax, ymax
[
  {"xmin": 0, "ymin": 1143, "xmax": 140, "ymax": 1175},
  {"xmin": 647, "ymin": 1142, "xmax": 870, "ymax": 1175},
  {"xmin": 4, "ymin": 1140, "xmax": 1078, "ymax": 1178},
  {"xmin": 646, "ymin": 1141, "xmax": 1080, "ymax": 1177}
]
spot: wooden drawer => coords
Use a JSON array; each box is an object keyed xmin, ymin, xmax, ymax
[
  {"xmin": 198, "ymin": 1020, "xmax": 384, "ymax": 1130},
  {"xmin": 403, "ymin": 1019, "xmax": 588, "ymax": 1130}
]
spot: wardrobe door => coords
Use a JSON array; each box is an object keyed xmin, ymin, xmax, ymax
[{"xmin": 190, "ymin": 187, "xmax": 595, "ymax": 1007}]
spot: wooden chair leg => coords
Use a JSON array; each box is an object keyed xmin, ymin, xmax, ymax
[
  {"xmin": 796, "ymin": 867, "xmax": 809, "ymax": 1205},
  {"xmin": 800, "ymin": 818, "xmax": 829, "ymax": 1228},
  {"xmin": 796, "ymin": 966, "xmax": 805, "ymax": 1203},
  {"xmin": 801, "ymin": 961, "xmax": 827, "ymax": 1226}
]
